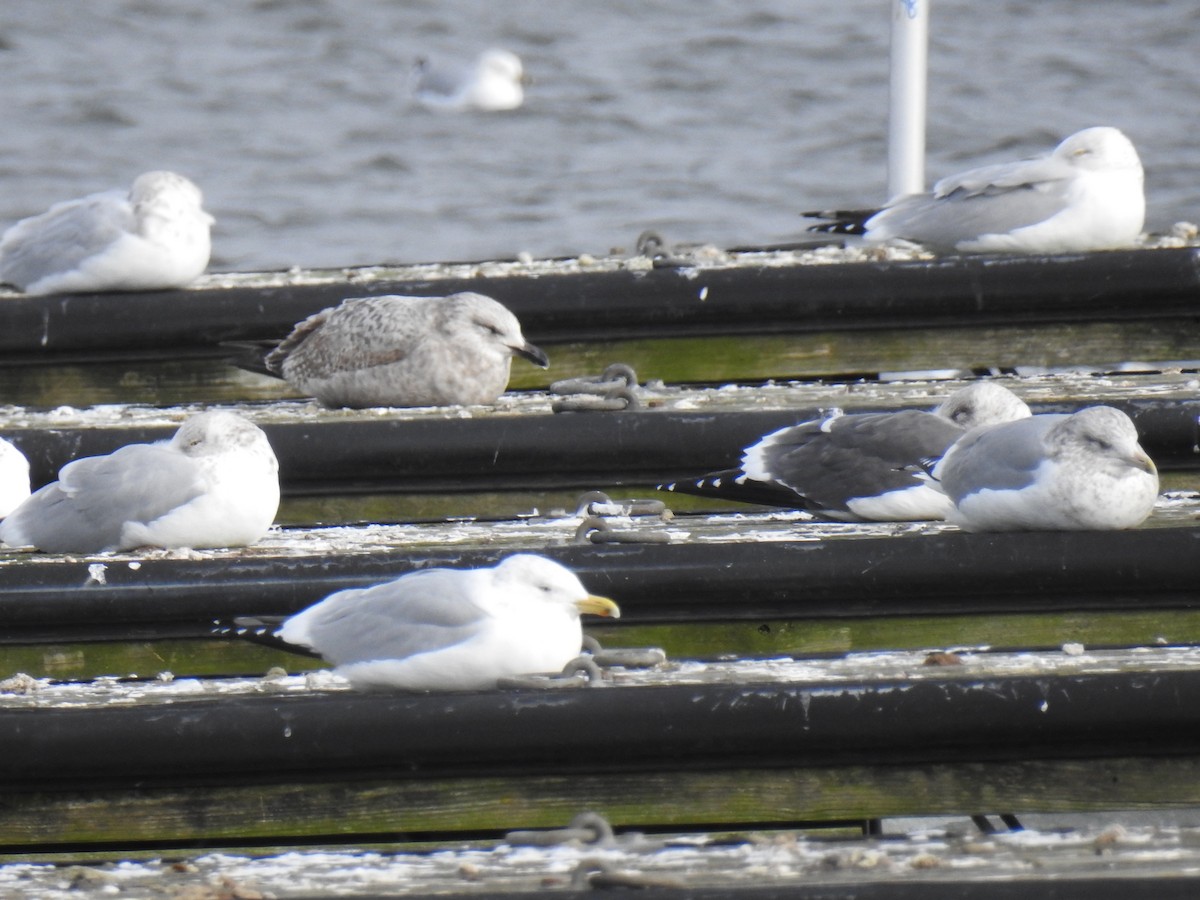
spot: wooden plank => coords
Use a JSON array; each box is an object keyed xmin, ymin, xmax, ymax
[
  {"xmin": 3, "ymin": 756, "xmax": 1199, "ymax": 848},
  {"xmin": 2, "ymin": 321, "xmax": 1198, "ymax": 408}
]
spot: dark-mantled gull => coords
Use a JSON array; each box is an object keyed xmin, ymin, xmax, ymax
[
  {"xmin": 661, "ymin": 382, "xmax": 1031, "ymax": 521},
  {"xmin": 0, "ymin": 171, "xmax": 214, "ymax": 295},
  {"xmin": 262, "ymin": 291, "xmax": 549, "ymax": 409},
  {"xmin": 0, "ymin": 438, "xmax": 30, "ymax": 519},
  {"xmin": 411, "ymin": 48, "xmax": 526, "ymax": 112},
  {"xmin": 932, "ymin": 406, "xmax": 1159, "ymax": 531},
  {"xmin": 806, "ymin": 127, "xmax": 1144, "ymax": 254},
  {"xmin": 276, "ymin": 554, "xmax": 620, "ymax": 691},
  {"xmin": 0, "ymin": 411, "xmax": 279, "ymax": 553}
]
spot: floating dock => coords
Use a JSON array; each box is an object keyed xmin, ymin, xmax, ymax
[{"xmin": 1, "ymin": 245, "xmax": 1199, "ymax": 895}]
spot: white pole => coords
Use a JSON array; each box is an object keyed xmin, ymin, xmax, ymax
[{"xmin": 887, "ymin": 0, "xmax": 929, "ymax": 199}]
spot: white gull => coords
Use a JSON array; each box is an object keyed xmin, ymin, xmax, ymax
[
  {"xmin": 807, "ymin": 127, "xmax": 1144, "ymax": 254},
  {"xmin": 0, "ymin": 171, "xmax": 214, "ymax": 295},
  {"xmin": 933, "ymin": 406, "xmax": 1159, "ymax": 531},
  {"xmin": 0, "ymin": 410, "xmax": 279, "ymax": 553},
  {"xmin": 276, "ymin": 554, "xmax": 620, "ymax": 691}
]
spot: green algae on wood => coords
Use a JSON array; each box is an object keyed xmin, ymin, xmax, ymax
[
  {"xmin": 7, "ymin": 607, "xmax": 1200, "ymax": 681},
  {"xmin": 3, "ymin": 756, "xmax": 1199, "ymax": 848},
  {"xmin": 3, "ymin": 318, "xmax": 1199, "ymax": 408}
]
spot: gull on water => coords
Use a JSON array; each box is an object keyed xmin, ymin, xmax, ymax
[
  {"xmin": 806, "ymin": 127, "xmax": 1144, "ymax": 254},
  {"xmin": 661, "ymin": 382, "xmax": 1031, "ymax": 521},
  {"xmin": 262, "ymin": 292, "xmax": 549, "ymax": 409},
  {"xmin": 0, "ymin": 411, "xmax": 279, "ymax": 553},
  {"xmin": 0, "ymin": 438, "xmax": 31, "ymax": 519},
  {"xmin": 411, "ymin": 48, "xmax": 527, "ymax": 112},
  {"xmin": 0, "ymin": 171, "xmax": 214, "ymax": 295},
  {"xmin": 275, "ymin": 554, "xmax": 620, "ymax": 691},
  {"xmin": 932, "ymin": 406, "xmax": 1159, "ymax": 531}
]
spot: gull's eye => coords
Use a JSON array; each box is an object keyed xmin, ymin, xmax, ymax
[
  {"xmin": 476, "ymin": 319, "xmax": 503, "ymax": 336},
  {"xmin": 1086, "ymin": 435, "xmax": 1112, "ymax": 452}
]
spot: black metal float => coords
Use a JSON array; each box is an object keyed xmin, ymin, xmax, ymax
[
  {"xmin": 1, "ymin": 526, "xmax": 1196, "ymax": 644},
  {"xmin": 5, "ymin": 666, "xmax": 1200, "ymax": 789},
  {"xmin": 5, "ymin": 396, "xmax": 1199, "ymax": 494},
  {"xmin": 0, "ymin": 248, "xmax": 1197, "ymax": 364}
]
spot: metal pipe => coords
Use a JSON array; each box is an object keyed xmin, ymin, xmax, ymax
[
  {"xmin": 888, "ymin": 0, "xmax": 929, "ymax": 198},
  {"xmin": 4, "ymin": 667, "xmax": 1200, "ymax": 788},
  {"xmin": 0, "ymin": 249, "xmax": 1198, "ymax": 361},
  {"xmin": 0, "ymin": 526, "xmax": 1197, "ymax": 643},
  {"xmin": 6, "ymin": 398, "xmax": 1200, "ymax": 494}
]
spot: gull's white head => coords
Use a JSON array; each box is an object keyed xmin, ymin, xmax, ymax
[
  {"xmin": 469, "ymin": 48, "xmax": 525, "ymax": 110},
  {"xmin": 1054, "ymin": 127, "xmax": 1143, "ymax": 174},
  {"xmin": 171, "ymin": 410, "xmax": 277, "ymax": 465},
  {"xmin": 478, "ymin": 48, "xmax": 524, "ymax": 84},
  {"xmin": 441, "ymin": 292, "xmax": 549, "ymax": 368},
  {"xmin": 489, "ymin": 554, "xmax": 620, "ymax": 619},
  {"xmin": 935, "ymin": 382, "xmax": 1032, "ymax": 430},
  {"xmin": 130, "ymin": 170, "xmax": 215, "ymax": 227},
  {"xmin": 1048, "ymin": 406, "xmax": 1157, "ymax": 478}
]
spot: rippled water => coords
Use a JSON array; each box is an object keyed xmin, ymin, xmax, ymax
[{"xmin": 1, "ymin": 0, "xmax": 1197, "ymax": 271}]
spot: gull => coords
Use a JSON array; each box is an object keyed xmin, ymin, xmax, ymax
[
  {"xmin": 0, "ymin": 411, "xmax": 279, "ymax": 553},
  {"xmin": 806, "ymin": 127, "xmax": 1144, "ymax": 254},
  {"xmin": 260, "ymin": 291, "xmax": 549, "ymax": 409},
  {"xmin": 0, "ymin": 171, "xmax": 214, "ymax": 295},
  {"xmin": 274, "ymin": 554, "xmax": 620, "ymax": 691},
  {"xmin": 0, "ymin": 438, "xmax": 30, "ymax": 519},
  {"xmin": 661, "ymin": 382, "xmax": 1031, "ymax": 521},
  {"xmin": 932, "ymin": 406, "xmax": 1159, "ymax": 531},
  {"xmin": 412, "ymin": 48, "xmax": 527, "ymax": 112}
]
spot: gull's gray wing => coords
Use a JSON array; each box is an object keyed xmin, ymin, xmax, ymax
[
  {"xmin": 270, "ymin": 296, "xmax": 427, "ymax": 380},
  {"xmin": 753, "ymin": 410, "xmax": 963, "ymax": 512},
  {"xmin": 932, "ymin": 154, "xmax": 1074, "ymax": 198},
  {"xmin": 414, "ymin": 63, "xmax": 465, "ymax": 99},
  {"xmin": 0, "ymin": 443, "xmax": 205, "ymax": 552},
  {"xmin": 284, "ymin": 569, "xmax": 492, "ymax": 666},
  {"xmin": 937, "ymin": 415, "xmax": 1067, "ymax": 502},
  {"xmin": 868, "ymin": 156, "xmax": 1075, "ymax": 247},
  {"xmin": 0, "ymin": 191, "xmax": 133, "ymax": 289}
]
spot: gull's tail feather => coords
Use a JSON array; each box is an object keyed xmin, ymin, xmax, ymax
[
  {"xmin": 211, "ymin": 615, "xmax": 321, "ymax": 657},
  {"xmin": 801, "ymin": 207, "xmax": 879, "ymax": 235}
]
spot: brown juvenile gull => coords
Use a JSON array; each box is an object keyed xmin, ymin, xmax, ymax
[
  {"xmin": 931, "ymin": 406, "xmax": 1159, "ymax": 531},
  {"xmin": 0, "ymin": 171, "xmax": 214, "ymax": 295},
  {"xmin": 264, "ymin": 292, "xmax": 549, "ymax": 409},
  {"xmin": 0, "ymin": 411, "xmax": 279, "ymax": 553},
  {"xmin": 275, "ymin": 554, "xmax": 620, "ymax": 691},
  {"xmin": 805, "ymin": 127, "xmax": 1144, "ymax": 254},
  {"xmin": 661, "ymin": 382, "xmax": 1030, "ymax": 521}
]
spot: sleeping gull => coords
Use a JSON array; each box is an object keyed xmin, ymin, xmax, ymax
[
  {"xmin": 661, "ymin": 382, "xmax": 1030, "ymax": 521},
  {"xmin": 0, "ymin": 171, "xmax": 214, "ymax": 295},
  {"xmin": 412, "ymin": 48, "xmax": 527, "ymax": 112},
  {"xmin": 806, "ymin": 127, "xmax": 1144, "ymax": 254},
  {"xmin": 0, "ymin": 411, "xmax": 279, "ymax": 553},
  {"xmin": 260, "ymin": 292, "xmax": 549, "ymax": 409},
  {"xmin": 0, "ymin": 438, "xmax": 31, "ymax": 519},
  {"xmin": 932, "ymin": 406, "xmax": 1159, "ymax": 531},
  {"xmin": 274, "ymin": 554, "xmax": 620, "ymax": 691}
]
